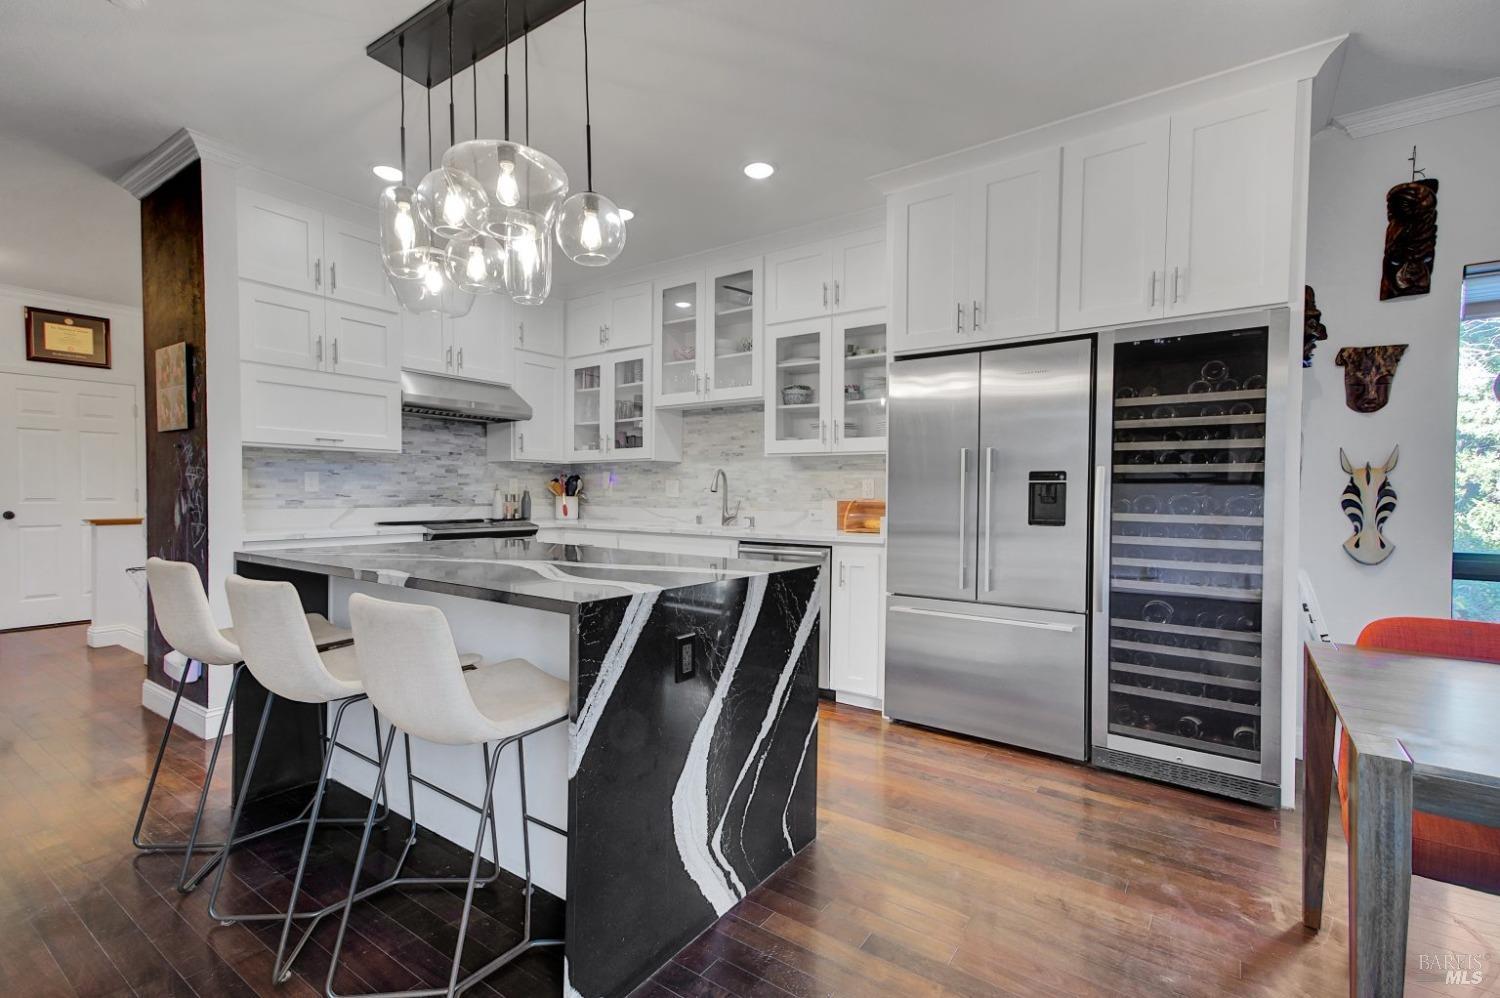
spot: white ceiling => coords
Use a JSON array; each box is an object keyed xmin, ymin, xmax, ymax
[{"xmin": 3, "ymin": 0, "xmax": 1500, "ymax": 307}]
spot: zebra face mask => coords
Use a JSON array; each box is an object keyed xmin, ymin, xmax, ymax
[{"xmin": 1339, "ymin": 447, "xmax": 1399, "ymax": 565}]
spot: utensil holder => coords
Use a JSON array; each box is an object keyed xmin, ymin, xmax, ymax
[{"xmin": 555, "ymin": 495, "xmax": 580, "ymax": 521}]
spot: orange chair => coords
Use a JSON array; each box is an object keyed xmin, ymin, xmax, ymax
[{"xmin": 1336, "ymin": 616, "xmax": 1500, "ymax": 893}]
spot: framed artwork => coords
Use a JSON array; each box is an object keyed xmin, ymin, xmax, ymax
[
  {"xmin": 24, "ymin": 307, "xmax": 111, "ymax": 368},
  {"xmin": 155, "ymin": 342, "xmax": 190, "ymax": 432}
]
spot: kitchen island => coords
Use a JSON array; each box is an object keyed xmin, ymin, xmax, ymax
[{"xmin": 232, "ymin": 538, "xmax": 822, "ymax": 998}]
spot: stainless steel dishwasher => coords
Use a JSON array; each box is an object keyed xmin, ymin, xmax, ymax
[{"xmin": 737, "ymin": 541, "xmax": 832, "ymax": 693}]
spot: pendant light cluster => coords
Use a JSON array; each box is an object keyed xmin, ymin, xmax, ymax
[{"xmin": 377, "ymin": 0, "xmax": 625, "ymax": 316}]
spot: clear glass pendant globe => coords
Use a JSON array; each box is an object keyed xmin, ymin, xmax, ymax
[
  {"xmin": 444, "ymin": 139, "xmax": 568, "ymax": 240},
  {"xmin": 444, "ymin": 231, "xmax": 509, "ymax": 294},
  {"xmin": 556, "ymin": 191, "xmax": 626, "ymax": 266},
  {"xmin": 378, "ymin": 184, "xmax": 429, "ymax": 278},
  {"xmin": 506, "ymin": 224, "xmax": 553, "ymax": 306},
  {"xmin": 414, "ymin": 165, "xmax": 487, "ymax": 238},
  {"xmin": 388, "ymin": 269, "xmax": 439, "ymax": 313}
]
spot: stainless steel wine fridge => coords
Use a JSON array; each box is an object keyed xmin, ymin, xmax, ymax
[{"xmin": 1090, "ymin": 310, "xmax": 1288, "ymax": 806}]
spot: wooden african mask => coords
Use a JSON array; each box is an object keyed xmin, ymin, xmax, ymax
[
  {"xmin": 1380, "ymin": 178, "xmax": 1438, "ymax": 300},
  {"xmin": 1335, "ymin": 344, "xmax": 1407, "ymax": 413},
  {"xmin": 1340, "ymin": 447, "xmax": 1399, "ymax": 565},
  {"xmin": 1303, "ymin": 285, "xmax": 1327, "ymax": 367}
]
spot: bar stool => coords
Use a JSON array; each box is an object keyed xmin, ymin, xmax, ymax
[
  {"xmin": 134, "ymin": 557, "xmax": 354, "ymax": 894},
  {"xmin": 328, "ymin": 593, "xmax": 568, "ymax": 998}
]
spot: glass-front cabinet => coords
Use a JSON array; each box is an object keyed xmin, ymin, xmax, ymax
[
  {"xmin": 765, "ymin": 308, "xmax": 888, "ymax": 456},
  {"xmin": 653, "ymin": 258, "xmax": 763, "ymax": 408},
  {"xmin": 567, "ymin": 347, "xmax": 662, "ymax": 462},
  {"xmin": 1095, "ymin": 324, "xmax": 1277, "ymax": 780}
]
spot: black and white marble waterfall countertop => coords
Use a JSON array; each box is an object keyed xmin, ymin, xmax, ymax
[{"xmin": 234, "ymin": 536, "xmax": 808, "ymax": 613}]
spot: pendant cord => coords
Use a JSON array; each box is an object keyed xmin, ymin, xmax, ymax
[
  {"xmin": 398, "ymin": 36, "xmax": 407, "ymax": 181},
  {"xmin": 447, "ymin": 2, "xmax": 456, "ymax": 147},
  {"xmin": 426, "ymin": 74, "xmax": 433, "ymax": 172},
  {"xmin": 583, "ymin": 0, "xmax": 593, "ymax": 191},
  {"xmin": 472, "ymin": 48, "xmax": 478, "ymax": 138},
  {"xmin": 502, "ymin": 0, "xmax": 512, "ymax": 141},
  {"xmin": 523, "ymin": 15, "xmax": 530, "ymax": 146}
]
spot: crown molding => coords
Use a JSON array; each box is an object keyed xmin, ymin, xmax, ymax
[
  {"xmin": 1333, "ymin": 77, "xmax": 1500, "ymax": 139},
  {"xmin": 117, "ymin": 128, "xmax": 244, "ymax": 199}
]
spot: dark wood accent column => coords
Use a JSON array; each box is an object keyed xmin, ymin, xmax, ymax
[{"xmin": 140, "ymin": 161, "xmax": 210, "ymax": 703}]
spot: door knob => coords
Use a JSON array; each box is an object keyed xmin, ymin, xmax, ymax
[{"xmin": 2, "ymin": 511, "xmax": 14, "ymax": 520}]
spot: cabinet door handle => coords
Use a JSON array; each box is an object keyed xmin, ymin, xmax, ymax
[
  {"xmin": 1171, "ymin": 266, "xmax": 1183, "ymax": 303},
  {"xmin": 703, "ymin": 372, "xmax": 711, "ymax": 394},
  {"xmin": 315, "ymin": 336, "xmax": 323, "ymax": 362},
  {"xmin": 834, "ymin": 280, "xmax": 841, "ymax": 307},
  {"xmin": 955, "ymin": 302, "xmax": 965, "ymax": 334},
  {"xmin": 313, "ymin": 259, "xmax": 321, "ymax": 289},
  {"xmin": 446, "ymin": 345, "xmax": 453, "ymax": 369},
  {"xmin": 518, "ymin": 432, "xmax": 526, "ymax": 454},
  {"xmin": 1093, "ymin": 463, "xmax": 1108, "ymax": 613},
  {"xmin": 972, "ymin": 300, "xmax": 981, "ymax": 331},
  {"xmin": 330, "ymin": 262, "xmax": 337, "ymax": 292},
  {"xmin": 822, "ymin": 282, "xmax": 828, "ymax": 308},
  {"xmin": 834, "ymin": 419, "xmax": 841, "ymax": 442},
  {"xmin": 598, "ymin": 324, "xmax": 604, "ymax": 345},
  {"xmin": 695, "ymin": 372, "xmax": 702, "ymax": 395},
  {"xmin": 332, "ymin": 338, "xmax": 339, "ymax": 367},
  {"xmin": 605, "ymin": 323, "xmax": 611, "ymax": 343},
  {"xmin": 314, "ymin": 436, "xmax": 344, "ymax": 444},
  {"xmin": 1148, "ymin": 270, "xmax": 1157, "ymax": 307},
  {"xmin": 458, "ymin": 347, "xmax": 465, "ymax": 370},
  {"xmin": 518, "ymin": 321, "xmax": 525, "ymax": 347},
  {"xmin": 839, "ymin": 561, "xmax": 847, "ymax": 587},
  {"xmin": 819, "ymin": 420, "xmax": 827, "ymax": 444}
]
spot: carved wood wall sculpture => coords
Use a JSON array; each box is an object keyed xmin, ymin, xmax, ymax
[
  {"xmin": 1335, "ymin": 344, "xmax": 1407, "ymax": 413},
  {"xmin": 1380, "ymin": 177, "xmax": 1439, "ymax": 300},
  {"xmin": 1340, "ymin": 447, "xmax": 1399, "ymax": 565},
  {"xmin": 1303, "ymin": 285, "xmax": 1327, "ymax": 367}
]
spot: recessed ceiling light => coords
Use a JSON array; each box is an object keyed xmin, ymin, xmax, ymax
[
  {"xmin": 674, "ymin": 301, "xmax": 692, "ymax": 309},
  {"xmin": 618, "ymin": 208, "xmax": 635, "ymax": 221},
  {"xmin": 372, "ymin": 164, "xmax": 403, "ymax": 182},
  {"xmin": 108, "ymin": 0, "xmax": 148, "ymax": 9},
  {"xmin": 743, "ymin": 162, "xmax": 775, "ymax": 180}
]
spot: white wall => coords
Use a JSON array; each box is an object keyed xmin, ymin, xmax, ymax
[{"xmin": 1301, "ymin": 103, "xmax": 1500, "ymax": 640}]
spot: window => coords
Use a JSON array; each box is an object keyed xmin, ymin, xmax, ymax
[{"xmin": 1454, "ymin": 261, "xmax": 1500, "ymax": 621}]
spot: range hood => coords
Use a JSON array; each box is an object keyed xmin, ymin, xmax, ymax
[{"xmin": 400, "ymin": 371, "xmax": 533, "ymax": 423}]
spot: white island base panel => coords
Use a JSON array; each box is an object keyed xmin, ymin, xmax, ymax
[{"xmin": 323, "ymin": 577, "xmax": 572, "ymax": 899}]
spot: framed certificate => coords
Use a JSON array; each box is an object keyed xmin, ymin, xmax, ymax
[{"xmin": 25, "ymin": 307, "xmax": 111, "ymax": 368}]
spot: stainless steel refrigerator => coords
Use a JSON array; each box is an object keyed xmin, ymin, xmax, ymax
[
  {"xmin": 886, "ymin": 337, "xmax": 1095, "ymax": 761},
  {"xmin": 886, "ymin": 311, "xmax": 1286, "ymax": 805}
]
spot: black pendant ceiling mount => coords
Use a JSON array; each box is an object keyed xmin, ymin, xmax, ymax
[{"xmin": 367, "ymin": 0, "xmax": 582, "ymax": 88}]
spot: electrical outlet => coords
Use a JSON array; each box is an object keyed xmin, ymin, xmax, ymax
[
  {"xmin": 861, "ymin": 478, "xmax": 875, "ymax": 499},
  {"xmin": 303, "ymin": 472, "xmax": 319, "ymax": 493},
  {"xmin": 674, "ymin": 634, "xmax": 696, "ymax": 682},
  {"xmin": 665, "ymin": 478, "xmax": 680, "ymax": 498}
]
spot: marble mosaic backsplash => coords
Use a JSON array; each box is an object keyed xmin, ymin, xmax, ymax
[{"xmin": 243, "ymin": 408, "xmax": 885, "ymax": 513}]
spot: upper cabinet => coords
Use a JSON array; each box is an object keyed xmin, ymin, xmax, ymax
[
  {"xmin": 1058, "ymin": 84, "xmax": 1293, "ymax": 330},
  {"xmin": 237, "ymin": 189, "xmax": 396, "ymax": 311},
  {"xmin": 240, "ymin": 280, "xmax": 400, "ymax": 382},
  {"xmin": 654, "ymin": 257, "xmax": 764, "ymax": 408},
  {"xmin": 764, "ymin": 309, "xmax": 887, "ymax": 456},
  {"xmin": 400, "ymin": 294, "xmax": 514, "ymax": 386},
  {"xmin": 488, "ymin": 349, "xmax": 566, "ymax": 464},
  {"xmin": 513, "ymin": 299, "xmax": 564, "ymax": 357},
  {"xmin": 764, "ymin": 228, "xmax": 886, "ymax": 324},
  {"xmin": 565, "ymin": 348, "xmax": 681, "ymax": 463},
  {"xmin": 564, "ymin": 282, "xmax": 652, "ymax": 355},
  {"xmin": 890, "ymin": 148, "xmax": 1062, "ymax": 354}
]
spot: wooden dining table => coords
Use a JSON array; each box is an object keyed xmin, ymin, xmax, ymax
[{"xmin": 1302, "ymin": 642, "xmax": 1500, "ymax": 997}]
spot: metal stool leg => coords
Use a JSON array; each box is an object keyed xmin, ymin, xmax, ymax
[
  {"xmin": 131, "ymin": 671, "xmax": 190, "ymax": 852},
  {"xmin": 327, "ymin": 726, "xmax": 400, "ymax": 998},
  {"xmin": 174, "ymin": 664, "xmax": 246, "ymax": 892},
  {"xmin": 445, "ymin": 739, "xmax": 508, "ymax": 997}
]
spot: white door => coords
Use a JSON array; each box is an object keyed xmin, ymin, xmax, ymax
[
  {"xmin": 325, "ymin": 215, "xmax": 397, "ymax": 311},
  {"xmin": 507, "ymin": 350, "xmax": 564, "ymax": 462},
  {"xmin": 566, "ymin": 357, "xmax": 606, "ymax": 461},
  {"xmin": 326, "ymin": 301, "xmax": 401, "ymax": 382},
  {"xmin": 705, "ymin": 257, "xmax": 762, "ymax": 403},
  {"xmin": 450, "ymin": 294, "xmax": 513, "ymax": 385},
  {"xmin": 239, "ymin": 281, "xmax": 324, "ymax": 372},
  {"xmin": 606, "ymin": 283, "xmax": 653, "ymax": 350},
  {"xmin": 240, "ymin": 363, "xmax": 402, "ymax": 452},
  {"xmin": 765, "ymin": 242, "xmax": 833, "ymax": 324},
  {"xmin": 655, "ymin": 272, "xmax": 706, "ymax": 407},
  {"xmin": 830, "ymin": 546, "xmax": 883, "ymax": 699},
  {"xmin": 764, "ymin": 320, "xmax": 830, "ymax": 455},
  {"xmin": 402, "ymin": 309, "xmax": 449, "ymax": 375},
  {"xmin": 1164, "ymin": 85, "xmax": 1295, "ymax": 317},
  {"xmin": 514, "ymin": 299, "xmax": 564, "ymax": 357},
  {"xmin": 969, "ymin": 148, "xmax": 1061, "ymax": 342},
  {"xmin": 0, "ymin": 375, "xmax": 137, "ymax": 629},
  {"xmin": 606, "ymin": 350, "xmax": 651, "ymax": 460},
  {"xmin": 889, "ymin": 176, "xmax": 968, "ymax": 353},
  {"xmin": 831, "ymin": 229, "xmax": 886, "ymax": 314},
  {"xmin": 1058, "ymin": 118, "xmax": 1170, "ymax": 331},
  {"xmin": 832, "ymin": 309, "xmax": 888, "ymax": 455},
  {"xmin": 564, "ymin": 293, "xmax": 608, "ymax": 356},
  {"xmin": 237, "ymin": 189, "xmax": 323, "ymax": 295}
]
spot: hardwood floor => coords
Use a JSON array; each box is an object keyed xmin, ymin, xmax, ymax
[{"xmin": 3, "ymin": 625, "xmax": 1497, "ymax": 997}]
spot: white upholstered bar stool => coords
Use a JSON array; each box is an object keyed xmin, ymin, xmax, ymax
[
  {"xmin": 135, "ymin": 557, "xmax": 353, "ymax": 894},
  {"xmin": 328, "ymin": 593, "xmax": 568, "ymax": 998}
]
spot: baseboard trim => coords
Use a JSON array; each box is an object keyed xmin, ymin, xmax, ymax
[
  {"xmin": 88, "ymin": 623, "xmax": 145, "ymax": 656},
  {"xmin": 141, "ymin": 679, "xmax": 231, "ymax": 740},
  {"xmin": 834, "ymin": 690, "xmax": 883, "ymax": 712}
]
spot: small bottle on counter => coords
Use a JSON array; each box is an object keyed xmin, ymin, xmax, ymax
[{"xmin": 520, "ymin": 489, "xmax": 532, "ymax": 520}]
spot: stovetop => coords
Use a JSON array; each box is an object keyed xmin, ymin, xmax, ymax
[{"xmin": 375, "ymin": 518, "xmax": 532, "ymax": 529}]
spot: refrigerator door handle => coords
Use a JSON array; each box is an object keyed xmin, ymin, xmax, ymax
[
  {"xmin": 957, "ymin": 447, "xmax": 970, "ymax": 589},
  {"xmin": 1093, "ymin": 463, "xmax": 1108, "ymax": 613},
  {"xmin": 889, "ymin": 605, "xmax": 1079, "ymax": 633},
  {"xmin": 982, "ymin": 446, "xmax": 995, "ymax": 593}
]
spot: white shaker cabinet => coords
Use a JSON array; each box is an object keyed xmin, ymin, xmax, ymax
[
  {"xmin": 488, "ymin": 349, "xmax": 565, "ymax": 463},
  {"xmin": 1162, "ymin": 84, "xmax": 1295, "ymax": 317},
  {"xmin": 401, "ymin": 295, "xmax": 514, "ymax": 386},
  {"xmin": 967, "ymin": 148, "xmax": 1061, "ymax": 342},
  {"xmin": 829, "ymin": 545, "xmax": 884, "ymax": 701},
  {"xmin": 764, "ymin": 229, "xmax": 886, "ymax": 325},
  {"xmin": 240, "ymin": 363, "xmax": 402, "ymax": 453},
  {"xmin": 324, "ymin": 301, "xmax": 401, "ymax": 382},
  {"xmin": 889, "ymin": 177, "xmax": 969, "ymax": 353},
  {"xmin": 1057, "ymin": 117, "xmax": 1171, "ymax": 331},
  {"xmin": 323, "ymin": 215, "xmax": 397, "ymax": 310},
  {"xmin": 237, "ymin": 190, "xmax": 323, "ymax": 296},
  {"xmin": 241, "ymin": 280, "xmax": 399, "ymax": 383},
  {"xmin": 513, "ymin": 299, "xmax": 564, "ymax": 357},
  {"xmin": 565, "ymin": 283, "xmax": 653, "ymax": 354}
]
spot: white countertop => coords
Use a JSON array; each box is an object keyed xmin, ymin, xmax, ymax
[{"xmin": 537, "ymin": 518, "xmax": 885, "ymax": 547}]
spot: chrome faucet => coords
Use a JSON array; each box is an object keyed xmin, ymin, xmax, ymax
[{"xmin": 709, "ymin": 468, "xmax": 742, "ymax": 527}]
